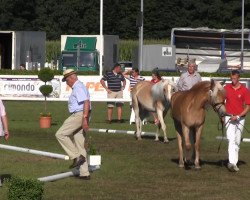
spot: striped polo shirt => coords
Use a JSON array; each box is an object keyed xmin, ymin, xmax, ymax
[
  {"xmin": 102, "ymin": 71, "xmax": 125, "ymax": 92},
  {"xmin": 129, "ymin": 75, "xmax": 145, "ymax": 89}
]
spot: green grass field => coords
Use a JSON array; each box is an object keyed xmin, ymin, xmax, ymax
[{"xmin": 1, "ymin": 101, "xmax": 250, "ymax": 200}]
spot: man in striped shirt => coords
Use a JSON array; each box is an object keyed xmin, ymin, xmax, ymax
[
  {"xmin": 100, "ymin": 63, "xmax": 126, "ymax": 123},
  {"xmin": 123, "ymin": 68, "xmax": 145, "ymax": 124}
]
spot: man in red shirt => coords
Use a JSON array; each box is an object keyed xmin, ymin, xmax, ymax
[{"xmin": 224, "ymin": 70, "xmax": 250, "ymax": 172}]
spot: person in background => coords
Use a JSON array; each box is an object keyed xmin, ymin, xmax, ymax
[
  {"xmin": 100, "ymin": 63, "xmax": 126, "ymax": 124},
  {"xmin": 150, "ymin": 70, "xmax": 162, "ymax": 84},
  {"xmin": 55, "ymin": 69, "xmax": 91, "ymax": 180},
  {"xmin": 224, "ymin": 70, "xmax": 250, "ymax": 172},
  {"xmin": 0, "ymin": 100, "xmax": 9, "ymax": 141},
  {"xmin": 177, "ymin": 59, "xmax": 201, "ymax": 91},
  {"xmin": 149, "ymin": 69, "xmax": 162, "ymax": 125},
  {"xmin": 123, "ymin": 67, "xmax": 145, "ymax": 94},
  {"xmin": 19, "ymin": 64, "xmax": 26, "ymax": 70}
]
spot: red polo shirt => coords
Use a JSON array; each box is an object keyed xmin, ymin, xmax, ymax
[{"xmin": 224, "ymin": 83, "xmax": 250, "ymax": 115}]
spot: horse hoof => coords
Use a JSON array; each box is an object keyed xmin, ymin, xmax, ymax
[
  {"xmin": 179, "ymin": 164, "xmax": 184, "ymax": 168},
  {"xmin": 154, "ymin": 138, "xmax": 159, "ymax": 142},
  {"xmin": 163, "ymin": 139, "xmax": 169, "ymax": 143},
  {"xmin": 136, "ymin": 137, "xmax": 142, "ymax": 141},
  {"xmin": 195, "ymin": 165, "xmax": 201, "ymax": 170}
]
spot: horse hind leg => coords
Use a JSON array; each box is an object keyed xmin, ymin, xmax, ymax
[
  {"xmin": 157, "ymin": 107, "xmax": 169, "ymax": 143},
  {"xmin": 135, "ymin": 114, "xmax": 142, "ymax": 141},
  {"xmin": 154, "ymin": 123, "xmax": 160, "ymax": 142},
  {"xmin": 132, "ymin": 96, "xmax": 142, "ymax": 140}
]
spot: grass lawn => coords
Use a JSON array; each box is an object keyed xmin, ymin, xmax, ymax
[{"xmin": 1, "ymin": 101, "xmax": 250, "ymax": 200}]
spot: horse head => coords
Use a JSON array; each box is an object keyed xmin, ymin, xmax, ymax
[
  {"xmin": 209, "ymin": 79, "xmax": 227, "ymax": 117},
  {"xmin": 161, "ymin": 79, "xmax": 177, "ymax": 102}
]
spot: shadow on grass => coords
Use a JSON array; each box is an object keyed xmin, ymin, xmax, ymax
[
  {"xmin": 91, "ymin": 119, "xmax": 130, "ymax": 124},
  {"xmin": 171, "ymin": 158, "xmax": 247, "ymax": 170},
  {"xmin": 51, "ymin": 122, "xmax": 58, "ymax": 126},
  {"xmin": 0, "ymin": 174, "xmax": 12, "ymax": 185},
  {"xmin": 142, "ymin": 135, "xmax": 176, "ymax": 142}
]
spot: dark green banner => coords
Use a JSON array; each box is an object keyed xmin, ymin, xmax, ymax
[{"xmin": 64, "ymin": 37, "xmax": 97, "ymax": 51}]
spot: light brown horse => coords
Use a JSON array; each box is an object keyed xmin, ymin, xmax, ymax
[
  {"xmin": 132, "ymin": 79, "xmax": 176, "ymax": 142},
  {"xmin": 171, "ymin": 80, "xmax": 227, "ymax": 169}
]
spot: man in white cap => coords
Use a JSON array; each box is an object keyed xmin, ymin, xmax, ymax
[{"xmin": 56, "ymin": 69, "xmax": 91, "ymax": 180}]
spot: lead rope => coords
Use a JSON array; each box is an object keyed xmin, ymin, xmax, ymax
[
  {"xmin": 217, "ymin": 117, "xmax": 250, "ymax": 154},
  {"xmin": 238, "ymin": 121, "xmax": 250, "ymax": 134},
  {"xmin": 217, "ymin": 117, "xmax": 230, "ymax": 153}
]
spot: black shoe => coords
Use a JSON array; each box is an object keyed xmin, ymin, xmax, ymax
[
  {"xmin": 78, "ymin": 175, "xmax": 91, "ymax": 180},
  {"xmin": 106, "ymin": 120, "xmax": 112, "ymax": 124},
  {"xmin": 69, "ymin": 155, "xmax": 86, "ymax": 169},
  {"xmin": 117, "ymin": 119, "xmax": 124, "ymax": 123}
]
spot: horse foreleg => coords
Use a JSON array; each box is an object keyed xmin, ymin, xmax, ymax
[
  {"xmin": 182, "ymin": 126, "xmax": 192, "ymax": 162},
  {"xmin": 177, "ymin": 132, "xmax": 184, "ymax": 168},
  {"xmin": 194, "ymin": 126, "xmax": 203, "ymax": 169},
  {"xmin": 157, "ymin": 107, "xmax": 168, "ymax": 143}
]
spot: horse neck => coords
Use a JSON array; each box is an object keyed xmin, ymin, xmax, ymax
[{"xmin": 191, "ymin": 85, "xmax": 211, "ymax": 108}]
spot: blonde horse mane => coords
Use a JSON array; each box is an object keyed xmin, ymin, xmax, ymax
[
  {"xmin": 209, "ymin": 80, "xmax": 225, "ymax": 103},
  {"xmin": 151, "ymin": 79, "xmax": 176, "ymax": 102}
]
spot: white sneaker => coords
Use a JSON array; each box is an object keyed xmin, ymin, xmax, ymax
[{"xmin": 227, "ymin": 163, "xmax": 239, "ymax": 172}]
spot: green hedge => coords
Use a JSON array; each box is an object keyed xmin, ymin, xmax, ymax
[{"xmin": 7, "ymin": 176, "xmax": 44, "ymax": 200}]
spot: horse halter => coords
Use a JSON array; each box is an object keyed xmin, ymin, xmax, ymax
[
  {"xmin": 209, "ymin": 89, "xmax": 226, "ymax": 117},
  {"xmin": 212, "ymin": 101, "xmax": 225, "ymax": 116}
]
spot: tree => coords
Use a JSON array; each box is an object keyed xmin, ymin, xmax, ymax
[{"xmin": 0, "ymin": 0, "xmax": 250, "ymax": 40}]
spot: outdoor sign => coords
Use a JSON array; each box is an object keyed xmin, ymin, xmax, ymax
[
  {"xmin": 162, "ymin": 47, "xmax": 172, "ymax": 56},
  {"xmin": 0, "ymin": 76, "xmax": 60, "ymax": 98},
  {"xmin": 0, "ymin": 75, "xmax": 248, "ymax": 101},
  {"xmin": 64, "ymin": 37, "xmax": 97, "ymax": 51},
  {"xmin": 0, "ymin": 75, "xmax": 133, "ymax": 101}
]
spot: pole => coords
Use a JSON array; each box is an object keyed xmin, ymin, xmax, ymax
[
  {"xmin": 138, "ymin": 0, "xmax": 143, "ymax": 71},
  {"xmin": 89, "ymin": 128, "xmax": 155, "ymax": 136},
  {"xmin": 216, "ymin": 136, "xmax": 250, "ymax": 143},
  {"xmin": 0, "ymin": 144, "xmax": 69, "ymax": 160},
  {"xmin": 99, "ymin": 0, "xmax": 103, "ymax": 76},
  {"xmin": 38, "ymin": 166, "xmax": 100, "ymax": 182},
  {"xmin": 77, "ymin": 41, "xmax": 80, "ymax": 71},
  {"xmin": 241, "ymin": 0, "xmax": 244, "ymax": 70}
]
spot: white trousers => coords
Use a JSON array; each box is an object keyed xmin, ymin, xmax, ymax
[{"xmin": 225, "ymin": 116, "xmax": 245, "ymax": 165}]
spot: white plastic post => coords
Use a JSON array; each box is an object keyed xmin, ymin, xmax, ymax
[
  {"xmin": 0, "ymin": 144, "xmax": 69, "ymax": 160},
  {"xmin": 130, "ymin": 108, "xmax": 135, "ymax": 124},
  {"xmin": 129, "ymin": 108, "xmax": 147, "ymax": 125}
]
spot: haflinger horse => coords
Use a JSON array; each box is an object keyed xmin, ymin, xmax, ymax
[
  {"xmin": 171, "ymin": 80, "xmax": 227, "ymax": 169},
  {"xmin": 132, "ymin": 79, "xmax": 176, "ymax": 142}
]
